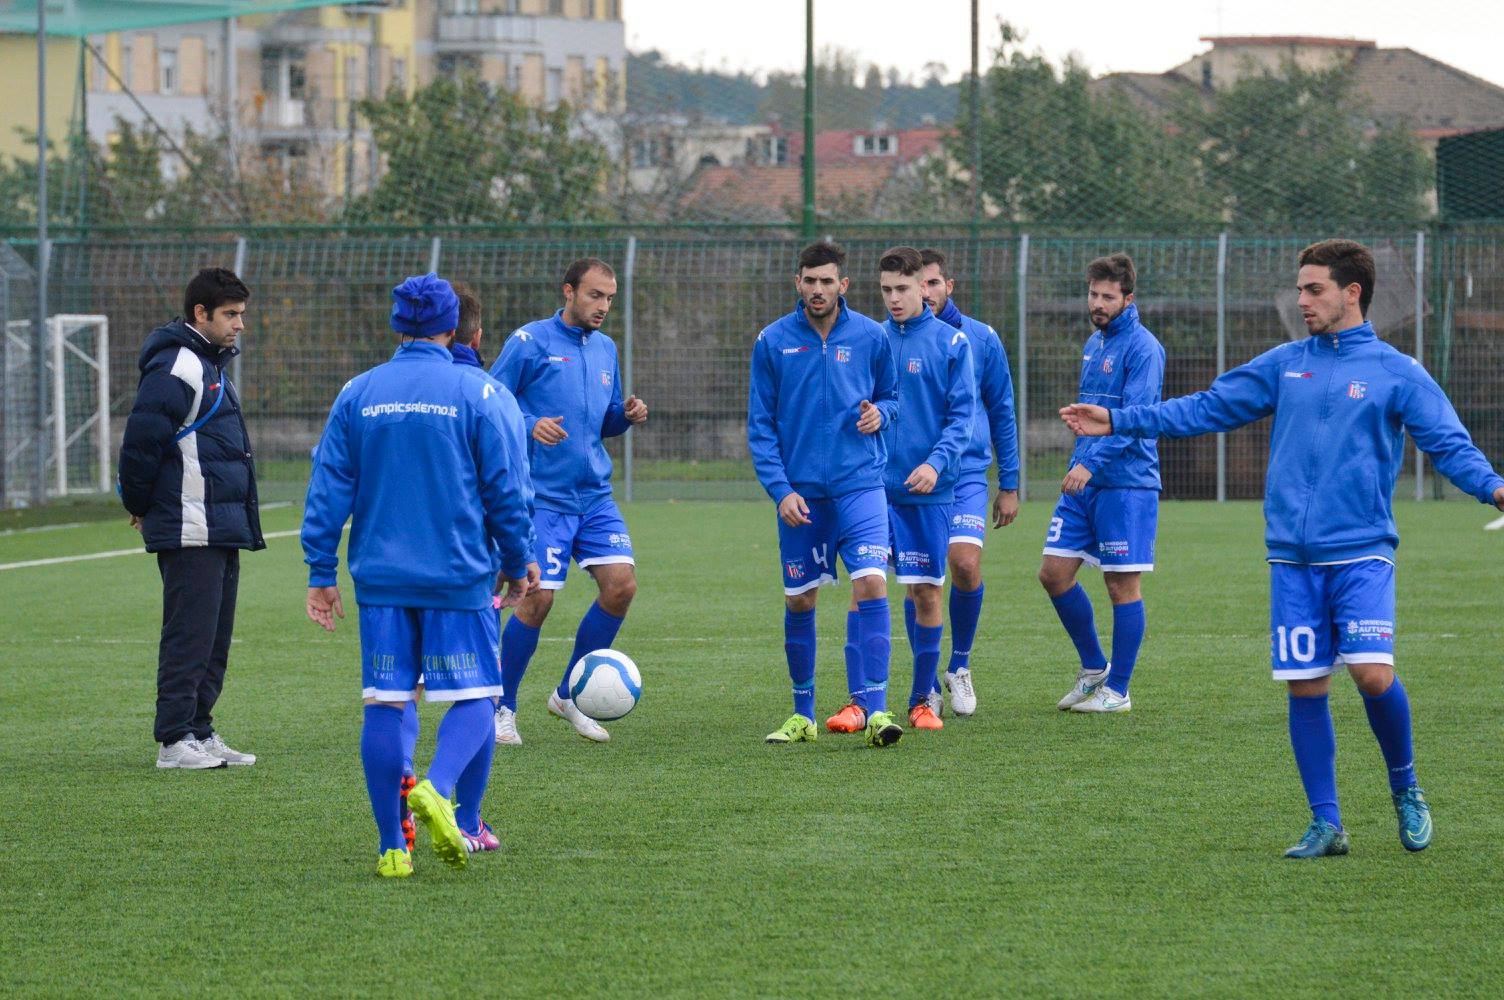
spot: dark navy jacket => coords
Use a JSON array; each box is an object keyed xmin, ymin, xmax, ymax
[
  {"xmin": 1115, "ymin": 321, "xmax": 1504, "ymax": 563},
  {"xmin": 1069, "ymin": 303, "xmax": 1166, "ymax": 489},
  {"xmin": 117, "ymin": 319, "xmax": 264, "ymax": 553}
]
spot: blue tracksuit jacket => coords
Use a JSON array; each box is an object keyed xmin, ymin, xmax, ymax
[
  {"xmin": 302, "ymin": 340, "xmax": 536, "ymax": 610},
  {"xmin": 936, "ymin": 299, "xmax": 1020, "ymax": 490},
  {"xmin": 747, "ymin": 297, "xmax": 898, "ymax": 504},
  {"xmin": 453, "ymin": 341, "xmax": 533, "ymax": 576},
  {"xmin": 883, "ymin": 307, "xmax": 977, "ymax": 506},
  {"xmin": 1113, "ymin": 321, "xmax": 1504, "ymax": 563},
  {"xmin": 490, "ymin": 309, "xmax": 631, "ymax": 515},
  {"xmin": 1070, "ymin": 303, "xmax": 1165, "ymax": 489}
]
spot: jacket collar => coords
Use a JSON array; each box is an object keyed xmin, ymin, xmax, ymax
[
  {"xmin": 935, "ymin": 298, "xmax": 965, "ymax": 329},
  {"xmin": 887, "ymin": 305, "xmax": 939, "ymax": 335},
  {"xmin": 390, "ymin": 340, "xmax": 453, "ymax": 362},
  {"xmin": 138, "ymin": 317, "xmax": 235, "ymax": 373},
  {"xmin": 794, "ymin": 295, "xmax": 849, "ymax": 337},
  {"xmin": 449, "ymin": 343, "xmax": 484, "ymax": 369},
  {"xmin": 1102, "ymin": 302, "xmax": 1140, "ymax": 339},
  {"xmin": 551, "ymin": 308, "xmax": 592, "ymax": 340},
  {"xmin": 1313, "ymin": 319, "xmax": 1376, "ymax": 349}
]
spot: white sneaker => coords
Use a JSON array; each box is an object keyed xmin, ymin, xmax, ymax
[
  {"xmin": 156, "ymin": 738, "xmax": 226, "ymax": 770},
  {"xmin": 1056, "ymin": 666, "xmax": 1109, "ymax": 710},
  {"xmin": 925, "ymin": 688, "xmax": 944, "ymax": 719},
  {"xmin": 198, "ymin": 733, "xmax": 256, "ymax": 765},
  {"xmin": 494, "ymin": 706, "xmax": 522, "ymax": 746},
  {"xmin": 1070, "ymin": 685, "xmax": 1131, "ymax": 713},
  {"xmin": 547, "ymin": 690, "xmax": 610, "ymax": 742},
  {"xmin": 944, "ymin": 669, "xmax": 977, "ymax": 716}
]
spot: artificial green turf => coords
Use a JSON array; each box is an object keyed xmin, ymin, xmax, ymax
[{"xmin": 1, "ymin": 500, "xmax": 1501, "ymax": 997}]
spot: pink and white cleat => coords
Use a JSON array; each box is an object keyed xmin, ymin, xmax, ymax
[{"xmin": 461, "ymin": 820, "xmax": 501, "ymax": 853}]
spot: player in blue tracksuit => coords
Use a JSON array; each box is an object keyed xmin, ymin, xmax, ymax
[
  {"xmin": 1041, "ymin": 253, "xmax": 1165, "ymax": 716},
  {"xmin": 489, "ymin": 257, "xmax": 648, "ymax": 745},
  {"xmin": 302, "ymin": 273, "xmax": 540, "ymax": 878},
  {"xmin": 747, "ymin": 240, "xmax": 904, "ymax": 748},
  {"xmin": 916, "ymin": 247, "xmax": 1020, "ymax": 719},
  {"xmin": 1062, "ymin": 239, "xmax": 1504, "ymax": 858},
  {"xmin": 878, "ymin": 246, "xmax": 977, "ymax": 733}
]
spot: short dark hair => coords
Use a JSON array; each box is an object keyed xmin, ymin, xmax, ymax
[
  {"xmin": 797, "ymin": 240, "xmax": 846, "ymax": 275},
  {"xmin": 919, "ymin": 248, "xmax": 948, "ymax": 278},
  {"xmin": 562, "ymin": 257, "xmax": 615, "ymax": 291},
  {"xmin": 184, "ymin": 267, "xmax": 249, "ymax": 322},
  {"xmin": 1298, "ymin": 239, "xmax": 1376, "ymax": 315},
  {"xmin": 1085, "ymin": 253, "xmax": 1136, "ymax": 296},
  {"xmin": 878, "ymin": 246, "xmax": 924, "ymax": 277},
  {"xmin": 452, "ymin": 280, "xmax": 482, "ymax": 339}
]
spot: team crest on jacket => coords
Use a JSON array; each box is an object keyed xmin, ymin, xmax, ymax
[
  {"xmin": 1101, "ymin": 356, "xmax": 1114, "ymax": 374},
  {"xmin": 835, "ymin": 345, "xmax": 851, "ymax": 363},
  {"xmin": 1347, "ymin": 380, "xmax": 1367, "ymax": 400},
  {"xmin": 601, "ymin": 370, "xmax": 612, "ymax": 387},
  {"xmin": 907, "ymin": 358, "xmax": 922, "ymax": 374}
]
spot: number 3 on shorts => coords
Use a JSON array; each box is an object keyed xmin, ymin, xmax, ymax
[{"xmin": 1046, "ymin": 517, "xmax": 1063, "ymax": 544}]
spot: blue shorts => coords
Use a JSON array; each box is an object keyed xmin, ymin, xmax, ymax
[
  {"xmin": 889, "ymin": 503, "xmax": 950, "ymax": 586},
  {"xmin": 778, "ymin": 487, "xmax": 889, "ymax": 595},
  {"xmin": 947, "ymin": 478, "xmax": 990, "ymax": 548},
  {"xmin": 359, "ymin": 605, "xmax": 502, "ymax": 703},
  {"xmin": 1042, "ymin": 486, "xmax": 1158, "ymax": 572},
  {"xmin": 1269, "ymin": 558, "xmax": 1396, "ymax": 680},
  {"xmin": 536, "ymin": 498, "xmax": 635, "ymax": 591}
]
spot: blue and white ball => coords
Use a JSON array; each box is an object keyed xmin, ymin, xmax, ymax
[{"xmin": 567, "ymin": 649, "xmax": 642, "ymax": 721}]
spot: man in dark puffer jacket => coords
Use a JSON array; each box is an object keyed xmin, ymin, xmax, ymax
[{"xmin": 118, "ymin": 267, "xmax": 265, "ymax": 769}]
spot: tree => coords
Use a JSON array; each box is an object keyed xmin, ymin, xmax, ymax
[{"xmin": 346, "ymin": 75, "xmax": 612, "ymax": 226}]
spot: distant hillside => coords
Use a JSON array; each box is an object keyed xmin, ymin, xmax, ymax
[{"xmin": 626, "ymin": 49, "xmax": 959, "ymax": 128}]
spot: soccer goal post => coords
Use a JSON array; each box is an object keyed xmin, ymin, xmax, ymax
[{"xmin": 3, "ymin": 314, "xmax": 110, "ymax": 502}]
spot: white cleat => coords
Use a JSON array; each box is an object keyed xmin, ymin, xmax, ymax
[
  {"xmin": 925, "ymin": 688, "xmax": 944, "ymax": 719},
  {"xmin": 1070, "ymin": 686, "xmax": 1131, "ymax": 713},
  {"xmin": 1057, "ymin": 666, "xmax": 1109, "ymax": 711},
  {"xmin": 494, "ymin": 706, "xmax": 523, "ymax": 746},
  {"xmin": 943, "ymin": 669, "xmax": 977, "ymax": 716},
  {"xmin": 547, "ymin": 690, "xmax": 610, "ymax": 742},
  {"xmin": 198, "ymin": 733, "xmax": 256, "ymax": 765},
  {"xmin": 156, "ymin": 738, "xmax": 227, "ymax": 770}
]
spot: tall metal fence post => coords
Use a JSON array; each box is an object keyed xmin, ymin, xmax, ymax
[
  {"xmin": 0, "ymin": 267, "xmax": 8, "ymax": 507},
  {"xmin": 232, "ymin": 236, "xmax": 247, "ymax": 390},
  {"xmin": 1016, "ymin": 232, "xmax": 1029, "ymax": 502},
  {"xmin": 34, "ymin": 237, "xmax": 50, "ymax": 505},
  {"xmin": 1413, "ymin": 230, "xmax": 1425, "ymax": 501},
  {"xmin": 428, "ymin": 236, "xmax": 442, "ymax": 274},
  {"xmin": 622, "ymin": 234, "xmax": 637, "ymax": 503},
  {"xmin": 1216, "ymin": 231, "xmax": 1228, "ymax": 503}
]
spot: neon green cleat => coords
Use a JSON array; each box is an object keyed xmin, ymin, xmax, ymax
[
  {"xmin": 376, "ymin": 848, "xmax": 413, "ymax": 878},
  {"xmin": 765, "ymin": 714, "xmax": 817, "ymax": 744},
  {"xmin": 406, "ymin": 778, "xmax": 468, "ymax": 869},
  {"xmin": 865, "ymin": 710, "xmax": 903, "ymax": 748}
]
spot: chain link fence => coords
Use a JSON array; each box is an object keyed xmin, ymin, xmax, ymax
[{"xmin": 3, "ymin": 227, "xmax": 1501, "ymax": 508}]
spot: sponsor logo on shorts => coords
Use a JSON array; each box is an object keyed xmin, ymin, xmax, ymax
[
  {"xmin": 1099, "ymin": 540, "xmax": 1130, "ymax": 557},
  {"xmin": 951, "ymin": 513, "xmax": 986, "ymax": 532},
  {"xmin": 608, "ymin": 532, "xmax": 631, "ymax": 548},
  {"xmin": 907, "ymin": 358, "xmax": 922, "ymax": 374},
  {"xmin": 785, "ymin": 559, "xmax": 807, "ymax": 580},
  {"xmin": 897, "ymin": 549, "xmax": 932, "ymax": 569},
  {"xmin": 835, "ymin": 345, "xmax": 851, "ymax": 363},
  {"xmin": 1347, "ymin": 618, "xmax": 1393, "ymax": 640},
  {"xmin": 853, "ymin": 543, "xmax": 889, "ymax": 560},
  {"xmin": 1347, "ymin": 380, "xmax": 1367, "ymax": 400}
]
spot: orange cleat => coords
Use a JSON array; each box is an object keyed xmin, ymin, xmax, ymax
[
  {"xmin": 825, "ymin": 703, "xmax": 868, "ymax": 733},
  {"xmin": 908, "ymin": 703, "xmax": 944, "ymax": 730}
]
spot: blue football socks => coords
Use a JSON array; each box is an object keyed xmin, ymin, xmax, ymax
[
  {"xmin": 903, "ymin": 597, "xmax": 917, "ymax": 658},
  {"xmin": 558, "ymin": 602, "xmax": 626, "ymax": 700},
  {"xmin": 1106, "ymin": 600, "xmax": 1146, "ymax": 696},
  {"xmin": 1362, "ymin": 676, "xmax": 1417, "ymax": 793},
  {"xmin": 910, "ymin": 624, "xmax": 943, "ymax": 709},
  {"xmin": 499, "ymin": 615, "xmax": 540, "ymax": 712},
  {"xmin": 857, "ymin": 597, "xmax": 892, "ymax": 714},
  {"xmin": 843, "ymin": 610, "xmax": 863, "ymax": 704},
  {"xmin": 1289, "ymin": 693, "xmax": 1342, "ymax": 829},
  {"xmin": 1050, "ymin": 583, "xmax": 1108, "ymax": 671},
  {"xmin": 454, "ymin": 723, "xmax": 497, "ymax": 835},
  {"xmin": 784, "ymin": 608, "xmax": 817, "ymax": 720},
  {"xmin": 399, "ymin": 698, "xmax": 419, "ymax": 777},
  {"xmin": 360, "ymin": 704, "xmax": 407, "ymax": 853},
  {"xmin": 947, "ymin": 584, "xmax": 984, "ymax": 678},
  {"xmin": 427, "ymin": 697, "xmax": 496, "ymax": 800}
]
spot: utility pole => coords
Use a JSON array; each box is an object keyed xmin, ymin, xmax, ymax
[{"xmin": 801, "ymin": 0, "xmax": 816, "ymax": 239}]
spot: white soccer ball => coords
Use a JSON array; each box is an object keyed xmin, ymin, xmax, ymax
[{"xmin": 567, "ymin": 649, "xmax": 642, "ymax": 721}]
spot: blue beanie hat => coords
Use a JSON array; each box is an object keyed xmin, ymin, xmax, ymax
[{"xmin": 390, "ymin": 272, "xmax": 460, "ymax": 338}]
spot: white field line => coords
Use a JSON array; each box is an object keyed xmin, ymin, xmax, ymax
[
  {"xmin": 0, "ymin": 526, "xmax": 309, "ymax": 571},
  {"xmin": 1486, "ymin": 513, "xmax": 1504, "ymax": 531},
  {"xmin": 0, "ymin": 500, "xmax": 294, "ymax": 538}
]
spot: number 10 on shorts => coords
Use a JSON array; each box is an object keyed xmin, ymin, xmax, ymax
[{"xmin": 1273, "ymin": 625, "xmax": 1316, "ymax": 663}]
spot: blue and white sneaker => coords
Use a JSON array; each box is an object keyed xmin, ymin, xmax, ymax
[
  {"xmin": 1284, "ymin": 818, "xmax": 1351, "ymax": 859},
  {"xmin": 1392, "ymin": 787, "xmax": 1433, "ymax": 852},
  {"xmin": 1070, "ymin": 686, "xmax": 1130, "ymax": 713},
  {"xmin": 1057, "ymin": 666, "xmax": 1108, "ymax": 710}
]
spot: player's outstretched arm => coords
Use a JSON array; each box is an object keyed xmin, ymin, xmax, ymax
[
  {"xmin": 1109, "ymin": 348, "xmax": 1284, "ymax": 441},
  {"xmin": 1393, "ymin": 358, "xmax": 1504, "ymax": 507},
  {"xmin": 747, "ymin": 334, "xmax": 794, "ymax": 504},
  {"xmin": 302, "ymin": 390, "xmax": 358, "ymax": 595}
]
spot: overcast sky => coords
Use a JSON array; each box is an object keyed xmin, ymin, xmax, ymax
[{"xmin": 626, "ymin": 0, "xmax": 1503, "ymax": 88}]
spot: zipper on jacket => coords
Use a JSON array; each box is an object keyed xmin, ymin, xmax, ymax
[{"xmin": 1297, "ymin": 335, "xmax": 1341, "ymax": 561}]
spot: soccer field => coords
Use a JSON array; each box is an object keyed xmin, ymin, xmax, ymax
[{"xmin": 2, "ymin": 499, "xmax": 1501, "ymax": 996}]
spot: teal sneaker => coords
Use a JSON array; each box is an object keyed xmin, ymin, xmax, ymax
[
  {"xmin": 1392, "ymin": 786, "xmax": 1433, "ymax": 852},
  {"xmin": 1283, "ymin": 818, "xmax": 1350, "ymax": 859}
]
